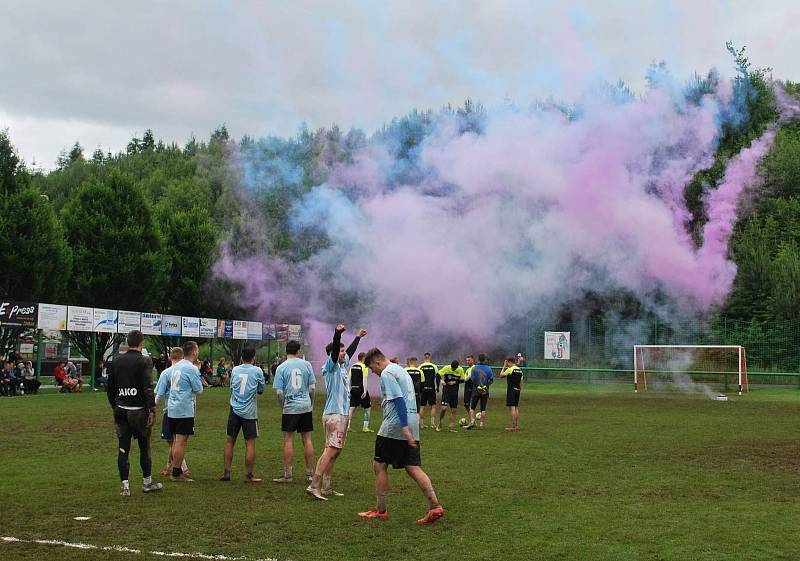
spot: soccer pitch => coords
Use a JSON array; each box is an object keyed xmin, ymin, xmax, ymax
[{"xmin": 2, "ymin": 384, "xmax": 800, "ymax": 561}]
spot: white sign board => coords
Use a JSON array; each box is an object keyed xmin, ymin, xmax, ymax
[
  {"xmin": 182, "ymin": 316, "xmax": 200, "ymax": 337},
  {"xmin": 67, "ymin": 306, "xmax": 94, "ymax": 332},
  {"xmin": 544, "ymin": 331, "xmax": 570, "ymax": 360},
  {"xmin": 288, "ymin": 324, "xmax": 302, "ymax": 341},
  {"xmin": 93, "ymin": 308, "xmax": 118, "ymax": 333},
  {"xmin": 141, "ymin": 313, "xmax": 162, "ymax": 335},
  {"xmin": 199, "ymin": 318, "xmax": 216, "ymax": 338},
  {"xmin": 162, "ymin": 315, "xmax": 182, "ymax": 337},
  {"xmin": 38, "ymin": 303, "xmax": 67, "ymax": 330},
  {"xmin": 232, "ymin": 320, "xmax": 248, "ymax": 340},
  {"xmin": 117, "ymin": 311, "xmax": 141, "ymax": 333},
  {"xmin": 247, "ymin": 321, "xmax": 262, "ymax": 340}
]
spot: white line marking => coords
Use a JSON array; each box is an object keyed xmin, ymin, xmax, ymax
[{"xmin": 1, "ymin": 536, "xmax": 278, "ymax": 561}]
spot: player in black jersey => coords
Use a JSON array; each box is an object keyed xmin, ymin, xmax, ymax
[
  {"xmin": 348, "ymin": 352, "xmax": 373, "ymax": 432},
  {"xmin": 405, "ymin": 357, "xmax": 423, "ymax": 424},
  {"xmin": 500, "ymin": 357, "xmax": 523, "ymax": 431},
  {"xmin": 418, "ymin": 353, "xmax": 439, "ymax": 429},
  {"xmin": 106, "ymin": 330, "xmax": 163, "ymax": 496}
]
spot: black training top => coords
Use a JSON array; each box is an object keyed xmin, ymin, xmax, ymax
[{"xmin": 106, "ymin": 350, "xmax": 155, "ymax": 411}]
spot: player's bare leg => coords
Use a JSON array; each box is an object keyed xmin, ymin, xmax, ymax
[
  {"xmin": 308, "ymin": 446, "xmax": 340, "ymax": 500},
  {"xmin": 220, "ymin": 436, "xmax": 235, "ymax": 480},
  {"xmin": 244, "ymin": 439, "xmax": 261, "ymax": 482},
  {"xmin": 405, "ymin": 466, "xmax": 444, "ymax": 524},
  {"xmin": 301, "ymin": 431, "xmax": 315, "ymax": 480},
  {"xmin": 170, "ymin": 435, "xmax": 192, "ymax": 481},
  {"xmin": 448, "ymin": 407, "xmax": 457, "ymax": 431},
  {"xmin": 358, "ymin": 461, "xmax": 389, "ymax": 519},
  {"xmin": 347, "ymin": 406, "xmax": 356, "ymax": 431}
]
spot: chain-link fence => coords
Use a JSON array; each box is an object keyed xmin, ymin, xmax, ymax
[{"xmin": 521, "ymin": 317, "xmax": 800, "ymax": 386}]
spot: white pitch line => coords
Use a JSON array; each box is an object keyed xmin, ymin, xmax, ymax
[{"xmin": 1, "ymin": 536, "xmax": 279, "ymax": 561}]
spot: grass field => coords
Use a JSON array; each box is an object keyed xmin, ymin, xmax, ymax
[{"xmin": 2, "ymin": 383, "xmax": 800, "ymax": 561}]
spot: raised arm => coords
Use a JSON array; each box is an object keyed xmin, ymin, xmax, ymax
[
  {"xmin": 330, "ymin": 324, "xmax": 345, "ymax": 359},
  {"xmin": 345, "ymin": 328, "xmax": 367, "ymax": 359}
]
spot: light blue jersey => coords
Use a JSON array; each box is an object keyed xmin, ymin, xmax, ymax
[
  {"xmin": 154, "ymin": 365, "xmax": 174, "ymax": 413},
  {"xmin": 230, "ymin": 363, "xmax": 265, "ymax": 420},
  {"xmin": 322, "ymin": 354, "xmax": 351, "ymax": 416},
  {"xmin": 378, "ymin": 363, "xmax": 419, "ymax": 441},
  {"xmin": 274, "ymin": 358, "xmax": 316, "ymax": 414},
  {"xmin": 166, "ymin": 359, "xmax": 203, "ymax": 419}
]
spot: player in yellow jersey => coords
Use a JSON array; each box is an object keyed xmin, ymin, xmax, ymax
[{"xmin": 499, "ymin": 357, "xmax": 523, "ymax": 431}]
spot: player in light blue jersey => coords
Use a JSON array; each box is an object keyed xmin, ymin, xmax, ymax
[
  {"xmin": 154, "ymin": 347, "xmax": 189, "ymax": 477},
  {"xmin": 163, "ymin": 341, "xmax": 203, "ymax": 482},
  {"xmin": 219, "ymin": 347, "xmax": 265, "ymax": 483},
  {"xmin": 358, "ymin": 347, "xmax": 444, "ymax": 525},
  {"xmin": 307, "ymin": 323, "xmax": 367, "ymax": 501},
  {"xmin": 272, "ymin": 340, "xmax": 316, "ymax": 484}
]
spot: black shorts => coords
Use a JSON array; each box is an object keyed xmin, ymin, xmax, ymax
[
  {"xmin": 349, "ymin": 388, "xmax": 371, "ymax": 409},
  {"xmin": 160, "ymin": 413, "xmax": 173, "ymax": 441},
  {"xmin": 168, "ymin": 416, "xmax": 195, "ymax": 436},
  {"xmin": 114, "ymin": 408, "xmax": 151, "ymax": 440},
  {"xmin": 374, "ymin": 435, "xmax": 421, "ymax": 469},
  {"xmin": 227, "ymin": 409, "xmax": 259, "ymax": 440},
  {"xmin": 440, "ymin": 387, "xmax": 459, "ymax": 408},
  {"xmin": 463, "ymin": 386, "xmax": 473, "ymax": 409},
  {"xmin": 470, "ymin": 392, "xmax": 488, "ymax": 412},
  {"xmin": 506, "ymin": 387, "xmax": 521, "ymax": 407},
  {"xmin": 420, "ymin": 390, "xmax": 437, "ymax": 406},
  {"xmin": 281, "ymin": 412, "xmax": 314, "ymax": 433}
]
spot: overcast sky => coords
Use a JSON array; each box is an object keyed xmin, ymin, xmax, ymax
[{"xmin": 1, "ymin": 0, "xmax": 798, "ymax": 168}]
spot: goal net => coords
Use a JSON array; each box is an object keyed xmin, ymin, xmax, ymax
[{"xmin": 633, "ymin": 345, "xmax": 748, "ymax": 395}]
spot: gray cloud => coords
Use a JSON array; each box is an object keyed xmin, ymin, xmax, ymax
[{"xmin": 1, "ymin": 0, "xmax": 798, "ymax": 166}]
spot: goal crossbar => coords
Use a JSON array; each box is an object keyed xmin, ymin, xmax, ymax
[{"xmin": 633, "ymin": 345, "xmax": 749, "ymax": 395}]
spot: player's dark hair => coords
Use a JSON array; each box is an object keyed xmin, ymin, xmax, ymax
[
  {"xmin": 451, "ymin": 360, "xmax": 459, "ymax": 369},
  {"xmin": 363, "ymin": 347, "xmax": 385, "ymax": 367},
  {"xmin": 126, "ymin": 330, "xmax": 144, "ymax": 348},
  {"xmin": 505, "ymin": 356, "xmax": 515, "ymax": 363},
  {"xmin": 424, "ymin": 352, "xmax": 431, "ymax": 357},
  {"xmin": 182, "ymin": 340, "xmax": 199, "ymax": 358},
  {"xmin": 466, "ymin": 354, "xmax": 474, "ymax": 359},
  {"xmin": 390, "ymin": 356, "xmax": 399, "ymax": 363},
  {"xmin": 286, "ymin": 341, "xmax": 301, "ymax": 355},
  {"xmin": 478, "ymin": 353, "xmax": 487, "ymax": 362},
  {"xmin": 241, "ymin": 348, "xmax": 257, "ymax": 362},
  {"xmin": 325, "ymin": 341, "xmax": 345, "ymax": 354},
  {"xmin": 358, "ymin": 352, "xmax": 366, "ymax": 360}
]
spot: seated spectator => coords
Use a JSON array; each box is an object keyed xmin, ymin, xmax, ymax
[
  {"xmin": 1, "ymin": 360, "xmax": 16, "ymax": 396},
  {"xmin": 54, "ymin": 361, "xmax": 79, "ymax": 393},
  {"xmin": 216, "ymin": 359, "xmax": 227, "ymax": 386},
  {"xmin": 20, "ymin": 361, "xmax": 40, "ymax": 395},
  {"xmin": 65, "ymin": 361, "xmax": 83, "ymax": 392},
  {"xmin": 95, "ymin": 359, "xmax": 108, "ymax": 389}
]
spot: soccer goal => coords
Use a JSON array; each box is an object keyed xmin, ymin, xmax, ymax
[{"xmin": 633, "ymin": 345, "xmax": 748, "ymax": 395}]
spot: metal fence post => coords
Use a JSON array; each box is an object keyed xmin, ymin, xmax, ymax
[{"xmin": 35, "ymin": 329, "xmax": 43, "ymax": 379}]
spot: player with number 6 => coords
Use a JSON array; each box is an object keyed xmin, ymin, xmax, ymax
[{"xmin": 272, "ymin": 340, "xmax": 317, "ymax": 483}]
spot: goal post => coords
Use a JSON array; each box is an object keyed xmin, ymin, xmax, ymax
[{"xmin": 633, "ymin": 345, "xmax": 749, "ymax": 395}]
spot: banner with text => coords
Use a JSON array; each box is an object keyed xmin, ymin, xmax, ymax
[
  {"xmin": 117, "ymin": 311, "xmax": 141, "ymax": 333},
  {"xmin": 37, "ymin": 303, "xmax": 67, "ymax": 330},
  {"xmin": 141, "ymin": 313, "xmax": 162, "ymax": 335},
  {"xmin": 67, "ymin": 306, "xmax": 94, "ymax": 332},
  {"xmin": 93, "ymin": 308, "xmax": 118, "ymax": 333},
  {"xmin": 0, "ymin": 301, "xmax": 37, "ymax": 329},
  {"xmin": 199, "ymin": 318, "xmax": 216, "ymax": 338},
  {"xmin": 182, "ymin": 316, "xmax": 200, "ymax": 337},
  {"xmin": 161, "ymin": 315, "xmax": 181, "ymax": 337}
]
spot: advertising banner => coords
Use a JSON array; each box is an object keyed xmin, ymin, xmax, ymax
[
  {"xmin": 262, "ymin": 323, "xmax": 276, "ymax": 340},
  {"xmin": 161, "ymin": 315, "xmax": 182, "ymax": 337},
  {"xmin": 141, "ymin": 313, "xmax": 162, "ymax": 335},
  {"xmin": 37, "ymin": 303, "xmax": 67, "ymax": 330},
  {"xmin": 276, "ymin": 323, "xmax": 289, "ymax": 342},
  {"xmin": 288, "ymin": 324, "xmax": 302, "ymax": 342},
  {"xmin": 93, "ymin": 308, "xmax": 118, "ymax": 333},
  {"xmin": 232, "ymin": 320, "xmax": 248, "ymax": 340},
  {"xmin": 181, "ymin": 316, "xmax": 200, "ymax": 337},
  {"xmin": 67, "ymin": 306, "xmax": 93, "ymax": 332},
  {"xmin": 247, "ymin": 321, "xmax": 262, "ymax": 340},
  {"xmin": 117, "ymin": 310, "xmax": 141, "ymax": 333},
  {"xmin": 544, "ymin": 331, "xmax": 570, "ymax": 360},
  {"xmin": 0, "ymin": 301, "xmax": 37, "ymax": 328},
  {"xmin": 199, "ymin": 318, "xmax": 216, "ymax": 338}
]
